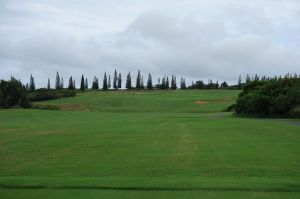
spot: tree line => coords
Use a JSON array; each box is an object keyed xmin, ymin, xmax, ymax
[
  {"xmin": 26, "ymin": 69, "xmax": 282, "ymax": 92},
  {"xmin": 1, "ymin": 71, "xmax": 299, "ymax": 111}
]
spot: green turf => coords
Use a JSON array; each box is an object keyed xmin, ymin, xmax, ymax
[
  {"xmin": 0, "ymin": 90, "xmax": 299, "ymax": 198},
  {"xmin": 36, "ymin": 90, "xmax": 239, "ymax": 112}
]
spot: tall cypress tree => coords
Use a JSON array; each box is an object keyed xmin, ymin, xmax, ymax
[
  {"xmin": 136, "ymin": 70, "xmax": 141, "ymax": 89},
  {"xmin": 113, "ymin": 69, "xmax": 118, "ymax": 89},
  {"xmin": 141, "ymin": 76, "xmax": 144, "ymax": 89},
  {"xmin": 47, "ymin": 78, "xmax": 50, "ymax": 90},
  {"xmin": 55, "ymin": 71, "xmax": 60, "ymax": 89},
  {"xmin": 80, "ymin": 75, "xmax": 85, "ymax": 91},
  {"xmin": 118, "ymin": 73, "xmax": 122, "ymax": 89},
  {"xmin": 29, "ymin": 74, "xmax": 35, "ymax": 91},
  {"xmin": 68, "ymin": 76, "xmax": 74, "ymax": 90},
  {"xmin": 171, "ymin": 75, "xmax": 177, "ymax": 90},
  {"xmin": 103, "ymin": 72, "xmax": 108, "ymax": 90},
  {"xmin": 85, "ymin": 78, "xmax": 88, "ymax": 90},
  {"xmin": 126, "ymin": 72, "xmax": 131, "ymax": 90},
  {"xmin": 55, "ymin": 71, "xmax": 61, "ymax": 90},
  {"xmin": 161, "ymin": 76, "xmax": 166, "ymax": 89},
  {"xmin": 147, "ymin": 73, "xmax": 152, "ymax": 89},
  {"xmin": 92, "ymin": 76, "xmax": 99, "ymax": 89},
  {"xmin": 108, "ymin": 75, "xmax": 111, "ymax": 89},
  {"xmin": 246, "ymin": 74, "xmax": 251, "ymax": 83},
  {"xmin": 166, "ymin": 77, "xmax": 169, "ymax": 89},
  {"xmin": 180, "ymin": 77, "xmax": 186, "ymax": 89},
  {"xmin": 238, "ymin": 74, "xmax": 242, "ymax": 89}
]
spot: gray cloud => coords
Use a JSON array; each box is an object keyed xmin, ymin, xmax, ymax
[{"xmin": 0, "ymin": 0, "xmax": 299, "ymax": 87}]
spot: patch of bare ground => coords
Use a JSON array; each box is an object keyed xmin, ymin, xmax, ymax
[
  {"xmin": 59, "ymin": 104, "xmax": 91, "ymax": 112},
  {"xmin": 195, "ymin": 97, "xmax": 232, "ymax": 105},
  {"xmin": 195, "ymin": 100, "xmax": 209, "ymax": 104}
]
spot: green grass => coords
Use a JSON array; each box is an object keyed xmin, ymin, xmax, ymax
[
  {"xmin": 36, "ymin": 90, "xmax": 238, "ymax": 112},
  {"xmin": 0, "ymin": 90, "xmax": 299, "ymax": 198}
]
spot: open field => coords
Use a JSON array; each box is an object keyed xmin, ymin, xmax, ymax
[{"xmin": 0, "ymin": 90, "xmax": 300, "ymax": 198}]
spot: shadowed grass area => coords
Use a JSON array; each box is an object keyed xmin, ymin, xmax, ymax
[{"xmin": 0, "ymin": 90, "xmax": 299, "ymax": 198}]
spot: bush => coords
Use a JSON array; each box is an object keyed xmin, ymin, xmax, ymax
[
  {"xmin": 0, "ymin": 79, "xmax": 31, "ymax": 108},
  {"xmin": 235, "ymin": 78, "xmax": 300, "ymax": 117},
  {"xmin": 29, "ymin": 89, "xmax": 76, "ymax": 102}
]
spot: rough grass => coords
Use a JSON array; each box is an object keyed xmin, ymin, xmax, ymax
[{"xmin": 0, "ymin": 90, "xmax": 299, "ymax": 199}]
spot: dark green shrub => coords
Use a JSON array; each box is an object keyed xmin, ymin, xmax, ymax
[
  {"xmin": 0, "ymin": 79, "xmax": 31, "ymax": 108},
  {"xmin": 29, "ymin": 89, "xmax": 76, "ymax": 102},
  {"xmin": 235, "ymin": 78, "xmax": 300, "ymax": 117}
]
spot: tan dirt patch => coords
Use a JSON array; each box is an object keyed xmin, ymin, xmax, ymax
[
  {"xmin": 195, "ymin": 100, "xmax": 209, "ymax": 104},
  {"xmin": 59, "ymin": 104, "xmax": 91, "ymax": 111}
]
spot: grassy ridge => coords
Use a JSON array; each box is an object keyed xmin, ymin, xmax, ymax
[
  {"xmin": 0, "ymin": 90, "xmax": 300, "ymax": 198},
  {"xmin": 36, "ymin": 90, "xmax": 239, "ymax": 112}
]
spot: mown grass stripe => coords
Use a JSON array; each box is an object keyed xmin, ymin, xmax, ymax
[{"xmin": 1, "ymin": 184, "xmax": 299, "ymax": 193}]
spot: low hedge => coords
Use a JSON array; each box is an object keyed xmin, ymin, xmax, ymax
[{"xmin": 29, "ymin": 89, "xmax": 76, "ymax": 102}]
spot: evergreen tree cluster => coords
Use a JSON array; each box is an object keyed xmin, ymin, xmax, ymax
[
  {"xmin": 235, "ymin": 74, "xmax": 300, "ymax": 118},
  {"xmin": 0, "ymin": 77, "xmax": 31, "ymax": 108}
]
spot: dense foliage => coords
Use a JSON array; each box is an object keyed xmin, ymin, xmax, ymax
[
  {"xmin": 235, "ymin": 77, "xmax": 300, "ymax": 117},
  {"xmin": 29, "ymin": 88, "xmax": 76, "ymax": 102},
  {"xmin": 0, "ymin": 79, "xmax": 31, "ymax": 108}
]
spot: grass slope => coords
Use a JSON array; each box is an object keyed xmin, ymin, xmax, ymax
[{"xmin": 0, "ymin": 90, "xmax": 299, "ymax": 198}]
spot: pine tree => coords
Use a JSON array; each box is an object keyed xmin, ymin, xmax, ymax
[
  {"xmin": 238, "ymin": 74, "xmax": 242, "ymax": 89},
  {"xmin": 118, "ymin": 73, "xmax": 122, "ymax": 89},
  {"xmin": 47, "ymin": 78, "xmax": 50, "ymax": 90},
  {"xmin": 113, "ymin": 69, "xmax": 118, "ymax": 89},
  {"xmin": 55, "ymin": 71, "xmax": 60, "ymax": 89},
  {"xmin": 166, "ymin": 77, "xmax": 169, "ymax": 89},
  {"xmin": 108, "ymin": 75, "xmax": 111, "ymax": 89},
  {"xmin": 29, "ymin": 74, "xmax": 35, "ymax": 91},
  {"xmin": 180, "ymin": 77, "xmax": 183, "ymax": 89},
  {"xmin": 80, "ymin": 75, "xmax": 85, "ymax": 92},
  {"xmin": 136, "ymin": 70, "xmax": 141, "ymax": 89},
  {"xmin": 180, "ymin": 77, "xmax": 186, "ymax": 89},
  {"xmin": 147, "ymin": 73, "xmax": 153, "ymax": 89},
  {"xmin": 85, "ymin": 78, "xmax": 88, "ymax": 90},
  {"xmin": 141, "ymin": 76, "xmax": 144, "ymax": 89},
  {"xmin": 221, "ymin": 81, "xmax": 228, "ymax": 88},
  {"xmin": 161, "ymin": 76, "xmax": 166, "ymax": 89},
  {"xmin": 103, "ymin": 72, "xmax": 108, "ymax": 90},
  {"xmin": 171, "ymin": 75, "xmax": 177, "ymax": 90},
  {"xmin": 126, "ymin": 72, "xmax": 131, "ymax": 90},
  {"xmin": 246, "ymin": 74, "xmax": 251, "ymax": 83},
  {"xmin": 55, "ymin": 71, "xmax": 61, "ymax": 90},
  {"xmin": 215, "ymin": 80, "xmax": 219, "ymax": 89},
  {"xmin": 68, "ymin": 76, "xmax": 74, "ymax": 90},
  {"xmin": 92, "ymin": 76, "xmax": 99, "ymax": 89}
]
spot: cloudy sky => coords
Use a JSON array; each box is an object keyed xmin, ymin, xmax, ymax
[{"xmin": 0, "ymin": 0, "xmax": 299, "ymax": 87}]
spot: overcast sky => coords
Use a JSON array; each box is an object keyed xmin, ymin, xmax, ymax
[{"xmin": 0, "ymin": 0, "xmax": 299, "ymax": 87}]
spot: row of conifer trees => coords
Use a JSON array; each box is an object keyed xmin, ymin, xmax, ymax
[
  {"xmin": 26, "ymin": 70, "xmax": 299, "ymax": 91},
  {"xmin": 26, "ymin": 69, "xmax": 187, "ymax": 91}
]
